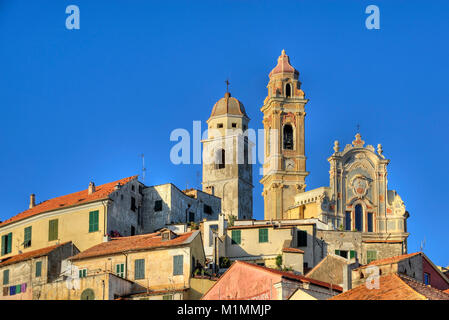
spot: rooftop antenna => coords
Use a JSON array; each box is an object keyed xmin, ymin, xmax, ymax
[
  {"xmin": 420, "ymin": 237, "xmax": 426, "ymax": 252},
  {"xmin": 196, "ymin": 171, "xmax": 201, "ymax": 189},
  {"xmin": 140, "ymin": 154, "xmax": 146, "ymax": 183}
]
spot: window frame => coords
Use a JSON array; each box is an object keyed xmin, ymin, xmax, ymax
[
  {"xmin": 231, "ymin": 230, "xmax": 241, "ymax": 245},
  {"xmin": 35, "ymin": 261, "xmax": 42, "ymax": 278},
  {"xmin": 173, "ymin": 255, "xmax": 184, "ymax": 276},
  {"xmin": 24, "ymin": 226, "xmax": 32, "ymax": 248},
  {"xmin": 258, "ymin": 228, "xmax": 269, "ymax": 243},
  {"xmin": 48, "ymin": 219, "xmax": 59, "ymax": 241},
  {"xmin": 115, "ymin": 263, "xmax": 125, "ymax": 278},
  {"xmin": 89, "ymin": 210, "xmax": 99, "ymax": 233},
  {"xmin": 3, "ymin": 269, "xmax": 9, "ymax": 285},
  {"xmin": 134, "ymin": 259, "xmax": 145, "ymax": 280}
]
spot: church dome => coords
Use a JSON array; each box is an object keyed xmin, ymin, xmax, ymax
[
  {"xmin": 269, "ymin": 49, "xmax": 299, "ymax": 78},
  {"xmin": 209, "ymin": 92, "xmax": 248, "ymax": 118}
]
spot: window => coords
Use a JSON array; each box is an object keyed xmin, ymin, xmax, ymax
[
  {"xmin": 345, "ymin": 211, "xmax": 351, "ymax": 231},
  {"xmin": 173, "ymin": 255, "xmax": 183, "ymax": 276},
  {"xmin": 335, "ymin": 250, "xmax": 348, "ymax": 258},
  {"xmin": 204, "ymin": 204, "xmax": 212, "ymax": 215},
  {"xmin": 366, "ymin": 250, "xmax": 377, "ymax": 264},
  {"xmin": 355, "ymin": 204, "xmax": 363, "ymax": 232},
  {"xmin": 215, "ymin": 149, "xmax": 225, "ymax": 169},
  {"xmin": 79, "ymin": 269, "xmax": 87, "ymax": 278},
  {"xmin": 35, "ymin": 261, "xmax": 42, "ymax": 277},
  {"xmin": 1, "ymin": 233, "xmax": 12, "ymax": 255},
  {"xmin": 134, "ymin": 259, "xmax": 145, "ymax": 280},
  {"xmin": 131, "ymin": 226, "xmax": 136, "ymax": 236},
  {"xmin": 89, "ymin": 210, "xmax": 99, "ymax": 233},
  {"xmin": 3, "ymin": 270, "xmax": 9, "ymax": 285},
  {"xmin": 231, "ymin": 230, "xmax": 241, "ymax": 245},
  {"xmin": 231, "ymin": 123, "xmax": 237, "ymax": 128},
  {"xmin": 297, "ymin": 230, "xmax": 307, "ymax": 247},
  {"xmin": 48, "ymin": 219, "xmax": 58, "ymax": 241},
  {"xmin": 24, "ymin": 227, "xmax": 32, "ymax": 248},
  {"xmin": 367, "ymin": 212, "xmax": 374, "ymax": 232},
  {"xmin": 131, "ymin": 197, "xmax": 137, "ymax": 212},
  {"xmin": 80, "ymin": 288, "xmax": 95, "ymax": 300},
  {"xmin": 154, "ymin": 200, "xmax": 163, "ymax": 212},
  {"xmin": 217, "ymin": 123, "xmax": 223, "ymax": 128},
  {"xmin": 286, "ymin": 83, "xmax": 292, "ymax": 97},
  {"xmin": 283, "ymin": 124, "xmax": 293, "ymax": 150},
  {"xmin": 259, "ymin": 229, "xmax": 268, "ymax": 243},
  {"xmin": 188, "ymin": 212, "xmax": 195, "ymax": 222},
  {"xmin": 115, "ymin": 264, "xmax": 125, "ymax": 278},
  {"xmin": 424, "ymin": 272, "xmax": 431, "ymax": 285},
  {"xmin": 163, "ymin": 295, "xmax": 173, "ymax": 300}
]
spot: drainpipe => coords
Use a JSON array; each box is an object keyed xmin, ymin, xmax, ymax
[
  {"xmin": 123, "ymin": 252, "xmax": 129, "ymax": 279},
  {"xmin": 102, "ymin": 200, "xmax": 109, "ymax": 238}
]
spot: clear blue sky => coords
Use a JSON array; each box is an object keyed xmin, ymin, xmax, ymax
[{"xmin": 0, "ymin": 1, "xmax": 448, "ymax": 266}]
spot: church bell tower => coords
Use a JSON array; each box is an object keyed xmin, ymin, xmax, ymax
[{"xmin": 260, "ymin": 50, "xmax": 309, "ymax": 220}]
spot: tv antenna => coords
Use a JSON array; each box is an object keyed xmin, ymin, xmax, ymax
[
  {"xmin": 420, "ymin": 237, "xmax": 426, "ymax": 252},
  {"xmin": 140, "ymin": 154, "xmax": 147, "ymax": 183}
]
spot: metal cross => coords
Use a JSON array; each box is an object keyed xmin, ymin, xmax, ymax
[{"xmin": 225, "ymin": 79, "xmax": 230, "ymax": 92}]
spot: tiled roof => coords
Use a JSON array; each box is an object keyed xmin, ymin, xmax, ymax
[
  {"xmin": 0, "ymin": 242, "xmax": 72, "ymax": 267},
  {"xmin": 0, "ymin": 176, "xmax": 137, "ymax": 228},
  {"xmin": 269, "ymin": 49, "xmax": 299, "ymax": 78},
  {"xmin": 282, "ymin": 248, "xmax": 304, "ymax": 254},
  {"xmin": 71, "ymin": 231, "xmax": 196, "ymax": 260},
  {"xmin": 357, "ymin": 252, "xmax": 422, "ymax": 269},
  {"xmin": 444, "ymin": 289, "xmax": 449, "ymax": 294},
  {"xmin": 236, "ymin": 260, "xmax": 342, "ymax": 292},
  {"xmin": 331, "ymin": 274, "xmax": 449, "ymax": 300}
]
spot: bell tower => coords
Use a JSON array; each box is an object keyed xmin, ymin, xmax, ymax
[
  {"xmin": 260, "ymin": 50, "xmax": 309, "ymax": 220},
  {"xmin": 202, "ymin": 89, "xmax": 253, "ymax": 220}
]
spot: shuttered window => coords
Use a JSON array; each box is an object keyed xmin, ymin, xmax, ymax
[
  {"xmin": 1, "ymin": 233, "xmax": 12, "ymax": 255},
  {"xmin": 89, "ymin": 210, "xmax": 99, "ymax": 232},
  {"xmin": 367, "ymin": 250, "xmax": 377, "ymax": 264},
  {"xmin": 3, "ymin": 270, "xmax": 9, "ymax": 285},
  {"xmin": 297, "ymin": 230, "xmax": 307, "ymax": 247},
  {"xmin": 134, "ymin": 259, "xmax": 145, "ymax": 280},
  {"xmin": 35, "ymin": 261, "xmax": 42, "ymax": 277},
  {"xmin": 24, "ymin": 227, "xmax": 32, "ymax": 248},
  {"xmin": 173, "ymin": 255, "xmax": 183, "ymax": 276},
  {"xmin": 79, "ymin": 269, "xmax": 87, "ymax": 278},
  {"xmin": 48, "ymin": 219, "xmax": 58, "ymax": 241},
  {"xmin": 231, "ymin": 230, "xmax": 241, "ymax": 245},
  {"xmin": 350, "ymin": 250, "xmax": 356, "ymax": 259},
  {"xmin": 115, "ymin": 264, "xmax": 125, "ymax": 278},
  {"xmin": 259, "ymin": 229, "xmax": 268, "ymax": 243}
]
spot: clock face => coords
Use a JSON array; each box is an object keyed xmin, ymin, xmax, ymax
[{"xmin": 285, "ymin": 159, "xmax": 295, "ymax": 170}]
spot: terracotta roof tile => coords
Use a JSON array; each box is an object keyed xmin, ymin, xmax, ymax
[
  {"xmin": 444, "ymin": 289, "xmax": 449, "ymax": 294},
  {"xmin": 331, "ymin": 274, "xmax": 449, "ymax": 300},
  {"xmin": 0, "ymin": 176, "xmax": 137, "ymax": 228},
  {"xmin": 357, "ymin": 252, "xmax": 422, "ymax": 269},
  {"xmin": 0, "ymin": 242, "xmax": 72, "ymax": 267},
  {"xmin": 236, "ymin": 260, "xmax": 342, "ymax": 292},
  {"xmin": 71, "ymin": 231, "xmax": 196, "ymax": 260}
]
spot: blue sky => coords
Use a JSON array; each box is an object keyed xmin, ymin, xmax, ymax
[{"xmin": 0, "ymin": 0, "xmax": 448, "ymax": 266}]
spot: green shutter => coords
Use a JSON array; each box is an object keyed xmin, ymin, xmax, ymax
[
  {"xmin": 134, "ymin": 259, "xmax": 145, "ymax": 280},
  {"xmin": 350, "ymin": 250, "xmax": 356, "ymax": 259},
  {"xmin": 1, "ymin": 235, "xmax": 5, "ymax": 255},
  {"xmin": 163, "ymin": 295, "xmax": 173, "ymax": 300},
  {"xmin": 367, "ymin": 250, "xmax": 377, "ymax": 264},
  {"xmin": 24, "ymin": 227, "xmax": 32, "ymax": 248},
  {"xmin": 3, "ymin": 270, "xmax": 9, "ymax": 285},
  {"xmin": 231, "ymin": 230, "xmax": 241, "ymax": 245},
  {"xmin": 49, "ymin": 220, "xmax": 58, "ymax": 241},
  {"xmin": 35, "ymin": 261, "xmax": 42, "ymax": 277},
  {"xmin": 89, "ymin": 210, "xmax": 99, "ymax": 232},
  {"xmin": 335, "ymin": 249, "xmax": 340, "ymax": 256},
  {"xmin": 16, "ymin": 284, "xmax": 21, "ymax": 294},
  {"xmin": 173, "ymin": 255, "xmax": 183, "ymax": 275},
  {"xmin": 6, "ymin": 233, "xmax": 12, "ymax": 254},
  {"xmin": 259, "ymin": 229, "xmax": 268, "ymax": 243}
]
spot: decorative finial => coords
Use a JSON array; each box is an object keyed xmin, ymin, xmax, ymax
[
  {"xmin": 281, "ymin": 49, "xmax": 286, "ymax": 55},
  {"xmin": 377, "ymin": 144, "xmax": 383, "ymax": 156},
  {"xmin": 352, "ymin": 133, "xmax": 365, "ymax": 147},
  {"xmin": 333, "ymin": 140, "xmax": 340, "ymax": 153}
]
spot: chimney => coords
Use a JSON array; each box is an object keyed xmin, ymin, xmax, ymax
[
  {"xmin": 114, "ymin": 183, "xmax": 121, "ymax": 190},
  {"xmin": 88, "ymin": 181, "xmax": 96, "ymax": 195},
  {"xmin": 29, "ymin": 194, "xmax": 36, "ymax": 209}
]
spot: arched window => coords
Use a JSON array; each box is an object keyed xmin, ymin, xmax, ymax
[
  {"xmin": 215, "ymin": 149, "xmax": 225, "ymax": 169},
  {"xmin": 355, "ymin": 204, "xmax": 363, "ymax": 232},
  {"xmin": 283, "ymin": 124, "xmax": 294, "ymax": 150},
  {"xmin": 286, "ymin": 83, "xmax": 292, "ymax": 97}
]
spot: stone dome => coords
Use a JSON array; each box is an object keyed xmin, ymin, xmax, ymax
[{"xmin": 209, "ymin": 92, "xmax": 248, "ymax": 118}]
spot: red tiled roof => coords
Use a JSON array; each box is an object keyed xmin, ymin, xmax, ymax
[
  {"xmin": 236, "ymin": 260, "xmax": 342, "ymax": 292},
  {"xmin": 357, "ymin": 252, "xmax": 422, "ymax": 269},
  {"xmin": 282, "ymin": 248, "xmax": 304, "ymax": 254},
  {"xmin": 0, "ymin": 176, "xmax": 137, "ymax": 228},
  {"xmin": 0, "ymin": 242, "xmax": 72, "ymax": 267},
  {"xmin": 444, "ymin": 289, "xmax": 449, "ymax": 294},
  {"xmin": 71, "ymin": 231, "xmax": 196, "ymax": 260},
  {"xmin": 331, "ymin": 274, "xmax": 449, "ymax": 300}
]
